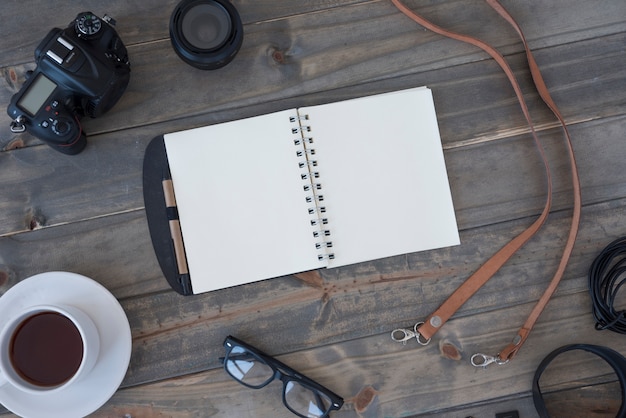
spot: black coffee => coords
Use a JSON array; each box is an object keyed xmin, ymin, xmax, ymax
[{"xmin": 9, "ymin": 311, "xmax": 83, "ymax": 387}]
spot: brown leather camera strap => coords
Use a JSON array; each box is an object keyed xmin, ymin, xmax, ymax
[{"xmin": 390, "ymin": 0, "xmax": 582, "ymax": 363}]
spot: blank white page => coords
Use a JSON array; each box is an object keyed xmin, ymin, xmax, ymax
[
  {"xmin": 299, "ymin": 87, "xmax": 459, "ymax": 268},
  {"xmin": 164, "ymin": 110, "xmax": 323, "ymax": 294}
]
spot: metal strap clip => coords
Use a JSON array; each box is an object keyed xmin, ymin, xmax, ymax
[
  {"xmin": 10, "ymin": 115, "xmax": 26, "ymax": 133},
  {"xmin": 390, "ymin": 322, "xmax": 431, "ymax": 346},
  {"xmin": 470, "ymin": 353, "xmax": 509, "ymax": 368}
]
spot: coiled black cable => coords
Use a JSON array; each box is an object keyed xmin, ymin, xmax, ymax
[{"xmin": 588, "ymin": 237, "xmax": 626, "ymax": 334}]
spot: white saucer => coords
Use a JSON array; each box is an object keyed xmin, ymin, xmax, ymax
[{"xmin": 0, "ymin": 272, "xmax": 132, "ymax": 418}]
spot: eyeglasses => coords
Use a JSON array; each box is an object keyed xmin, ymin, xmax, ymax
[{"xmin": 221, "ymin": 336, "xmax": 344, "ymax": 418}]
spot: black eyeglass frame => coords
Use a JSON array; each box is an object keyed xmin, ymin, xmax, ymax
[{"xmin": 222, "ymin": 335, "xmax": 344, "ymax": 417}]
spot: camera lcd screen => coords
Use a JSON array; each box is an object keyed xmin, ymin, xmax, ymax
[{"xmin": 18, "ymin": 73, "xmax": 57, "ymax": 116}]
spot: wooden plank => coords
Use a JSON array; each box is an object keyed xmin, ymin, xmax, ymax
[
  {"xmin": 1, "ymin": 154, "xmax": 623, "ymax": 406},
  {"xmin": 0, "ymin": 36, "xmax": 624, "ymax": 237},
  {"xmin": 0, "ymin": 114, "xmax": 626, "ymax": 297},
  {"xmin": 0, "ymin": 109, "xmax": 624, "ymax": 264},
  {"xmin": 2, "ymin": 0, "xmax": 623, "ymax": 68},
  {"xmin": 85, "ymin": 280, "xmax": 626, "ymax": 416},
  {"xmin": 539, "ymin": 383, "xmax": 622, "ymax": 418},
  {"xmin": 0, "ymin": 0, "xmax": 370, "ymax": 67},
  {"xmin": 0, "ymin": 211, "xmax": 166, "ymax": 299},
  {"xmin": 0, "ymin": 113, "xmax": 624, "ymax": 293},
  {"xmin": 0, "ymin": 1, "xmax": 624, "ymax": 417},
  {"xmin": 416, "ymin": 380, "xmax": 621, "ymax": 418},
  {"xmin": 57, "ymin": 196, "xmax": 623, "ymax": 389},
  {"xmin": 2, "ymin": 1, "xmax": 624, "ymax": 142}
]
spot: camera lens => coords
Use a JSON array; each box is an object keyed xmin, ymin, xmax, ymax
[
  {"xmin": 182, "ymin": 3, "xmax": 230, "ymax": 50},
  {"xmin": 170, "ymin": 0, "xmax": 243, "ymax": 70}
]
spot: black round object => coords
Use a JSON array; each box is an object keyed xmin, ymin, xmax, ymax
[
  {"xmin": 170, "ymin": 0, "xmax": 243, "ymax": 70},
  {"xmin": 532, "ymin": 344, "xmax": 626, "ymax": 418}
]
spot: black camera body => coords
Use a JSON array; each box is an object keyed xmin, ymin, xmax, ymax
[{"xmin": 7, "ymin": 12, "xmax": 130, "ymax": 154}]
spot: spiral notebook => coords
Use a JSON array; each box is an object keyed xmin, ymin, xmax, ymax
[{"xmin": 162, "ymin": 86, "xmax": 459, "ymax": 294}]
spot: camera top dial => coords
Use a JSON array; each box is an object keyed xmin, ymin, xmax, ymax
[{"xmin": 75, "ymin": 13, "xmax": 102, "ymax": 38}]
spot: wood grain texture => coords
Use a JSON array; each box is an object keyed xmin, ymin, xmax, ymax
[
  {"xmin": 0, "ymin": 0, "xmax": 625, "ymax": 417},
  {"xmin": 1, "ymin": 32, "xmax": 624, "ymax": 236}
]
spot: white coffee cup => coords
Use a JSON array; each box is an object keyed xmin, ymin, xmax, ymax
[{"xmin": 0, "ymin": 304, "xmax": 100, "ymax": 394}]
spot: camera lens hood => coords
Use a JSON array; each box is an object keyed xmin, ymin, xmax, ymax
[{"xmin": 170, "ymin": 0, "xmax": 243, "ymax": 70}]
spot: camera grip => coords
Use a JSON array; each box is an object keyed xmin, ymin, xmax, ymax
[{"xmin": 29, "ymin": 114, "xmax": 86, "ymax": 155}]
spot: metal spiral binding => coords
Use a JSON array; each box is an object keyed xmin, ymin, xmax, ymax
[
  {"xmin": 289, "ymin": 115, "xmax": 309, "ymax": 122},
  {"xmin": 296, "ymin": 149, "xmax": 316, "ymax": 157},
  {"xmin": 292, "ymin": 126, "xmax": 311, "ymax": 134},
  {"xmin": 298, "ymin": 160, "xmax": 318, "ymax": 168},
  {"xmin": 313, "ymin": 229, "xmax": 331, "ymax": 238},
  {"xmin": 301, "ymin": 172, "xmax": 320, "ymax": 180},
  {"xmin": 293, "ymin": 137, "xmax": 314, "ymax": 146},
  {"xmin": 303, "ymin": 183, "xmax": 323, "ymax": 192},
  {"xmin": 306, "ymin": 194, "xmax": 324, "ymax": 203},
  {"xmin": 291, "ymin": 112, "xmax": 334, "ymax": 262}
]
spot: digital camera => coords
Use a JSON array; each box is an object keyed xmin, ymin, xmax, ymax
[{"xmin": 7, "ymin": 12, "xmax": 131, "ymax": 154}]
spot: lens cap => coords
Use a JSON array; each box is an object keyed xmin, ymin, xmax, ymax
[{"xmin": 170, "ymin": 0, "xmax": 243, "ymax": 70}]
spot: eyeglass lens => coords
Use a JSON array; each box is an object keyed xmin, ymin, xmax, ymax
[
  {"xmin": 225, "ymin": 345, "xmax": 333, "ymax": 418},
  {"xmin": 226, "ymin": 346, "xmax": 274, "ymax": 387},
  {"xmin": 284, "ymin": 380, "xmax": 333, "ymax": 418}
]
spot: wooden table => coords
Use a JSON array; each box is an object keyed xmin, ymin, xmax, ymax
[{"xmin": 1, "ymin": 1, "xmax": 625, "ymax": 417}]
